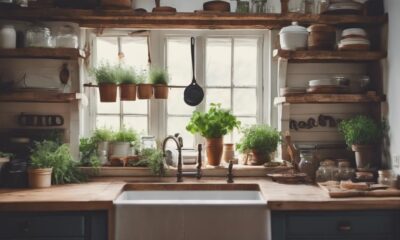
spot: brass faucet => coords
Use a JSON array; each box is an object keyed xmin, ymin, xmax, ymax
[
  {"xmin": 227, "ymin": 160, "xmax": 234, "ymax": 183},
  {"xmin": 162, "ymin": 133, "xmax": 202, "ymax": 182}
]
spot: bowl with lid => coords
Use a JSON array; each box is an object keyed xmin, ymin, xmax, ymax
[{"xmin": 279, "ymin": 22, "xmax": 308, "ymax": 51}]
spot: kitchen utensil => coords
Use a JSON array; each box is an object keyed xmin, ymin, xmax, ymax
[
  {"xmin": 318, "ymin": 181, "xmax": 400, "ymax": 198},
  {"xmin": 279, "ymin": 22, "xmax": 308, "ymax": 51},
  {"xmin": 184, "ymin": 37, "xmax": 204, "ymax": 107},
  {"xmin": 0, "ymin": 25, "xmax": 16, "ymax": 49},
  {"xmin": 153, "ymin": 0, "xmax": 177, "ymax": 13},
  {"xmin": 307, "ymin": 24, "xmax": 336, "ymax": 50},
  {"xmin": 203, "ymin": 0, "xmax": 231, "ymax": 12},
  {"xmin": 284, "ymin": 132, "xmax": 301, "ymax": 171}
]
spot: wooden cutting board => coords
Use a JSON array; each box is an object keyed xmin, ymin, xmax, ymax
[{"xmin": 318, "ymin": 182, "xmax": 400, "ymax": 198}]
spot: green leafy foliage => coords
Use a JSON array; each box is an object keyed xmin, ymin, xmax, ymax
[
  {"xmin": 116, "ymin": 65, "xmax": 138, "ymax": 84},
  {"xmin": 186, "ymin": 103, "xmax": 240, "ymax": 138},
  {"xmin": 0, "ymin": 151, "xmax": 14, "ymax": 159},
  {"xmin": 338, "ymin": 115, "xmax": 382, "ymax": 146},
  {"xmin": 92, "ymin": 128, "xmax": 114, "ymax": 143},
  {"xmin": 79, "ymin": 138, "xmax": 100, "ymax": 167},
  {"xmin": 91, "ymin": 62, "xmax": 118, "ymax": 84},
  {"xmin": 149, "ymin": 68, "xmax": 169, "ymax": 85},
  {"xmin": 237, "ymin": 125, "xmax": 280, "ymax": 154},
  {"xmin": 114, "ymin": 127, "xmax": 139, "ymax": 143},
  {"xmin": 136, "ymin": 70, "xmax": 148, "ymax": 84},
  {"xmin": 31, "ymin": 141, "xmax": 87, "ymax": 184},
  {"xmin": 129, "ymin": 149, "xmax": 165, "ymax": 177}
]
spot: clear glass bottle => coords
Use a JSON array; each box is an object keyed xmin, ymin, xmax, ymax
[
  {"xmin": 25, "ymin": 24, "xmax": 53, "ymax": 48},
  {"xmin": 252, "ymin": 0, "xmax": 267, "ymax": 13},
  {"xmin": 236, "ymin": 0, "xmax": 250, "ymax": 13},
  {"xmin": 55, "ymin": 24, "xmax": 78, "ymax": 48},
  {"xmin": 288, "ymin": 0, "xmax": 305, "ymax": 13},
  {"xmin": 299, "ymin": 150, "xmax": 316, "ymax": 181},
  {"xmin": 316, "ymin": 159, "xmax": 339, "ymax": 183}
]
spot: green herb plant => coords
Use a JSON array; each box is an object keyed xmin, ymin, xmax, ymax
[
  {"xmin": 79, "ymin": 138, "xmax": 100, "ymax": 167},
  {"xmin": 116, "ymin": 65, "xmax": 138, "ymax": 84},
  {"xmin": 129, "ymin": 148, "xmax": 165, "ymax": 177},
  {"xmin": 31, "ymin": 141, "xmax": 86, "ymax": 184},
  {"xmin": 186, "ymin": 103, "xmax": 240, "ymax": 138},
  {"xmin": 91, "ymin": 62, "xmax": 118, "ymax": 84},
  {"xmin": 136, "ymin": 70, "xmax": 148, "ymax": 84},
  {"xmin": 149, "ymin": 68, "xmax": 169, "ymax": 85},
  {"xmin": 92, "ymin": 127, "xmax": 114, "ymax": 143},
  {"xmin": 114, "ymin": 127, "xmax": 139, "ymax": 143},
  {"xmin": 338, "ymin": 115, "xmax": 382, "ymax": 146},
  {"xmin": 237, "ymin": 125, "xmax": 280, "ymax": 154}
]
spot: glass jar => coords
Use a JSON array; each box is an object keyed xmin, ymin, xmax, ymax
[
  {"xmin": 289, "ymin": 0, "xmax": 305, "ymax": 13},
  {"xmin": 378, "ymin": 170, "xmax": 397, "ymax": 188},
  {"xmin": 304, "ymin": 0, "xmax": 314, "ymax": 14},
  {"xmin": 25, "ymin": 24, "xmax": 53, "ymax": 48},
  {"xmin": 337, "ymin": 160, "xmax": 355, "ymax": 181},
  {"xmin": 54, "ymin": 24, "xmax": 78, "ymax": 48},
  {"xmin": 0, "ymin": 25, "xmax": 16, "ymax": 49},
  {"xmin": 252, "ymin": 0, "xmax": 267, "ymax": 13},
  {"xmin": 236, "ymin": 0, "xmax": 250, "ymax": 13},
  {"xmin": 299, "ymin": 150, "xmax": 316, "ymax": 181},
  {"xmin": 141, "ymin": 136, "xmax": 157, "ymax": 150},
  {"xmin": 316, "ymin": 159, "xmax": 339, "ymax": 183}
]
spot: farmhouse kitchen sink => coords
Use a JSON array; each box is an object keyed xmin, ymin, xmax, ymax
[{"xmin": 114, "ymin": 184, "xmax": 269, "ymax": 240}]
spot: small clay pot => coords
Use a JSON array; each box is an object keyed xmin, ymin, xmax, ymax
[
  {"xmin": 120, "ymin": 83, "xmax": 137, "ymax": 101},
  {"xmin": 352, "ymin": 144, "xmax": 377, "ymax": 169},
  {"xmin": 206, "ymin": 137, "xmax": 223, "ymax": 166},
  {"xmin": 137, "ymin": 84, "xmax": 153, "ymax": 99},
  {"xmin": 98, "ymin": 83, "xmax": 117, "ymax": 102},
  {"xmin": 251, "ymin": 150, "xmax": 271, "ymax": 165},
  {"xmin": 154, "ymin": 84, "xmax": 169, "ymax": 99},
  {"xmin": 28, "ymin": 168, "xmax": 52, "ymax": 188}
]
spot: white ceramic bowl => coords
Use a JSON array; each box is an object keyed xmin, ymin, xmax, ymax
[
  {"xmin": 279, "ymin": 22, "xmax": 308, "ymax": 51},
  {"xmin": 342, "ymin": 28, "xmax": 367, "ymax": 38}
]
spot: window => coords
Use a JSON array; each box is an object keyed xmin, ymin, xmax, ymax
[
  {"xmin": 92, "ymin": 30, "xmax": 268, "ymax": 148},
  {"xmin": 95, "ymin": 36, "xmax": 149, "ymax": 134}
]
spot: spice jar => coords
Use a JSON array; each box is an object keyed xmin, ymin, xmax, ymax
[
  {"xmin": 316, "ymin": 159, "xmax": 339, "ymax": 183},
  {"xmin": 25, "ymin": 24, "xmax": 53, "ymax": 48},
  {"xmin": 337, "ymin": 160, "xmax": 355, "ymax": 181},
  {"xmin": 252, "ymin": 0, "xmax": 267, "ymax": 13},
  {"xmin": 0, "ymin": 25, "xmax": 16, "ymax": 49},
  {"xmin": 54, "ymin": 24, "xmax": 78, "ymax": 48},
  {"xmin": 378, "ymin": 170, "xmax": 397, "ymax": 188},
  {"xmin": 299, "ymin": 150, "xmax": 316, "ymax": 181}
]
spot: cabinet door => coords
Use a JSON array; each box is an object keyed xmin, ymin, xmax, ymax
[{"xmin": 272, "ymin": 210, "xmax": 397, "ymax": 240}]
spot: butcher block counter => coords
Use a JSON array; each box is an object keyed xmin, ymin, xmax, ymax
[{"xmin": 0, "ymin": 177, "xmax": 399, "ymax": 211}]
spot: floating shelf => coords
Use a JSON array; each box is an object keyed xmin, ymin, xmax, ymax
[
  {"xmin": 273, "ymin": 49, "xmax": 387, "ymax": 63},
  {"xmin": 0, "ymin": 8, "xmax": 387, "ymax": 29},
  {"xmin": 274, "ymin": 94, "xmax": 385, "ymax": 105},
  {"xmin": 0, "ymin": 48, "xmax": 85, "ymax": 60},
  {"xmin": 0, "ymin": 92, "xmax": 85, "ymax": 103}
]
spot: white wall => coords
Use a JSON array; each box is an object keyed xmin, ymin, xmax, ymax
[{"xmin": 385, "ymin": 0, "xmax": 400, "ymax": 174}]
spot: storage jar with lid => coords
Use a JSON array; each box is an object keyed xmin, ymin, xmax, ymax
[
  {"xmin": 279, "ymin": 22, "xmax": 308, "ymax": 51},
  {"xmin": 0, "ymin": 25, "xmax": 16, "ymax": 49},
  {"xmin": 337, "ymin": 160, "xmax": 355, "ymax": 181},
  {"xmin": 299, "ymin": 150, "xmax": 316, "ymax": 181},
  {"xmin": 307, "ymin": 24, "xmax": 336, "ymax": 50},
  {"xmin": 55, "ymin": 24, "xmax": 78, "ymax": 48},
  {"xmin": 316, "ymin": 159, "xmax": 339, "ymax": 183},
  {"xmin": 25, "ymin": 25, "xmax": 53, "ymax": 48},
  {"xmin": 378, "ymin": 170, "xmax": 397, "ymax": 188}
]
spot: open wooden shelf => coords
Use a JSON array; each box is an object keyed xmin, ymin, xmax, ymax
[
  {"xmin": 273, "ymin": 49, "xmax": 387, "ymax": 62},
  {"xmin": 0, "ymin": 92, "xmax": 84, "ymax": 103},
  {"xmin": 0, "ymin": 8, "xmax": 387, "ymax": 29},
  {"xmin": 0, "ymin": 48, "xmax": 85, "ymax": 60},
  {"xmin": 274, "ymin": 94, "xmax": 385, "ymax": 105}
]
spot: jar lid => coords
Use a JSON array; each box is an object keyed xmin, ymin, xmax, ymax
[{"xmin": 280, "ymin": 22, "xmax": 308, "ymax": 35}]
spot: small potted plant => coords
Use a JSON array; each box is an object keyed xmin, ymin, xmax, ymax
[
  {"xmin": 338, "ymin": 115, "xmax": 382, "ymax": 169},
  {"xmin": 111, "ymin": 127, "xmax": 139, "ymax": 157},
  {"xmin": 0, "ymin": 151, "xmax": 12, "ymax": 170},
  {"xmin": 117, "ymin": 65, "xmax": 138, "ymax": 101},
  {"xmin": 186, "ymin": 103, "xmax": 240, "ymax": 166},
  {"xmin": 137, "ymin": 70, "xmax": 153, "ymax": 99},
  {"xmin": 149, "ymin": 68, "xmax": 169, "ymax": 99},
  {"xmin": 237, "ymin": 125, "xmax": 280, "ymax": 165},
  {"xmin": 92, "ymin": 62, "xmax": 118, "ymax": 102},
  {"xmin": 29, "ymin": 140, "xmax": 57, "ymax": 188},
  {"xmin": 92, "ymin": 127, "xmax": 114, "ymax": 164}
]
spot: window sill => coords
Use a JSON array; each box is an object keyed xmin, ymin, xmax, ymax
[{"xmin": 80, "ymin": 165, "xmax": 292, "ymax": 178}]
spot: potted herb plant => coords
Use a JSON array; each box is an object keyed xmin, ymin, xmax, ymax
[
  {"xmin": 149, "ymin": 68, "xmax": 169, "ymax": 99},
  {"xmin": 92, "ymin": 62, "xmax": 118, "ymax": 102},
  {"xmin": 137, "ymin": 70, "xmax": 153, "ymax": 99},
  {"xmin": 186, "ymin": 103, "xmax": 240, "ymax": 166},
  {"xmin": 92, "ymin": 127, "xmax": 114, "ymax": 164},
  {"xmin": 129, "ymin": 148, "xmax": 166, "ymax": 177},
  {"xmin": 30, "ymin": 141, "xmax": 86, "ymax": 188},
  {"xmin": 111, "ymin": 127, "xmax": 139, "ymax": 157},
  {"xmin": 117, "ymin": 65, "xmax": 138, "ymax": 101},
  {"xmin": 338, "ymin": 115, "xmax": 382, "ymax": 169},
  {"xmin": 237, "ymin": 125, "xmax": 280, "ymax": 165}
]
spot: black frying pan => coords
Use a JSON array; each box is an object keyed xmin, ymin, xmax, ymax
[{"xmin": 184, "ymin": 37, "xmax": 204, "ymax": 106}]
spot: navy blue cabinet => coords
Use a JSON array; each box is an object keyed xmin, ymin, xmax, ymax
[
  {"xmin": 272, "ymin": 210, "xmax": 399, "ymax": 240},
  {"xmin": 0, "ymin": 211, "xmax": 107, "ymax": 240}
]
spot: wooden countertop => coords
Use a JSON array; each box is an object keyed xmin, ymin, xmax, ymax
[{"xmin": 0, "ymin": 178, "xmax": 399, "ymax": 211}]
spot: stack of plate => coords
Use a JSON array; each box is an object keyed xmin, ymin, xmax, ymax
[
  {"xmin": 322, "ymin": 0, "xmax": 364, "ymax": 15},
  {"xmin": 338, "ymin": 28, "xmax": 370, "ymax": 51}
]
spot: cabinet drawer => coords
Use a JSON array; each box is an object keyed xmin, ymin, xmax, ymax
[
  {"xmin": 286, "ymin": 211, "xmax": 396, "ymax": 236},
  {"xmin": 0, "ymin": 213, "xmax": 85, "ymax": 238}
]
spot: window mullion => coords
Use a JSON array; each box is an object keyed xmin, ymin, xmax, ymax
[{"xmin": 230, "ymin": 37, "xmax": 235, "ymax": 143}]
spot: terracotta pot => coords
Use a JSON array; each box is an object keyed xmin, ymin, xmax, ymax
[
  {"xmin": 250, "ymin": 150, "xmax": 271, "ymax": 165},
  {"xmin": 206, "ymin": 137, "xmax": 223, "ymax": 166},
  {"xmin": 352, "ymin": 145, "xmax": 377, "ymax": 169},
  {"xmin": 137, "ymin": 84, "xmax": 153, "ymax": 99},
  {"xmin": 101, "ymin": 0, "xmax": 132, "ymax": 9},
  {"xmin": 120, "ymin": 83, "xmax": 137, "ymax": 101},
  {"xmin": 154, "ymin": 84, "xmax": 169, "ymax": 99},
  {"xmin": 222, "ymin": 143, "xmax": 235, "ymax": 163},
  {"xmin": 98, "ymin": 83, "xmax": 117, "ymax": 102},
  {"xmin": 28, "ymin": 168, "xmax": 52, "ymax": 188}
]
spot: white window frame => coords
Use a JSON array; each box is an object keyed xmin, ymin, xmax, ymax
[{"xmin": 88, "ymin": 29, "xmax": 272, "ymax": 148}]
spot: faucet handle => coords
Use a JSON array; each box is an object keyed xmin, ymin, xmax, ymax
[
  {"xmin": 227, "ymin": 160, "xmax": 234, "ymax": 183},
  {"xmin": 196, "ymin": 144, "xmax": 202, "ymax": 179}
]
